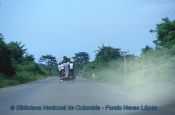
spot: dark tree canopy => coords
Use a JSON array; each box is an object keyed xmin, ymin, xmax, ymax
[
  {"xmin": 73, "ymin": 52, "xmax": 90, "ymax": 70},
  {"xmin": 7, "ymin": 41, "xmax": 27, "ymax": 63},
  {"xmin": 151, "ymin": 17, "xmax": 175, "ymax": 48},
  {"xmin": 95, "ymin": 45, "xmax": 121, "ymax": 63},
  {"xmin": 0, "ymin": 34, "xmax": 15, "ymax": 76},
  {"xmin": 39, "ymin": 55, "xmax": 58, "ymax": 67},
  {"xmin": 62, "ymin": 56, "xmax": 70, "ymax": 63},
  {"xmin": 73, "ymin": 52, "xmax": 89, "ymax": 63}
]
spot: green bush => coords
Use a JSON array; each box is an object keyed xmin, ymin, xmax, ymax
[
  {"xmin": 0, "ymin": 76, "xmax": 9, "ymax": 88},
  {"xmin": 0, "ymin": 73, "xmax": 19, "ymax": 88}
]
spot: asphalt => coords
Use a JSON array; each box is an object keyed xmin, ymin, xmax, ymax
[{"xmin": 0, "ymin": 76, "xmax": 174, "ymax": 115}]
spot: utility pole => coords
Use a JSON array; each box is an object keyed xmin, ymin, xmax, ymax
[{"xmin": 121, "ymin": 51, "xmax": 128, "ymax": 76}]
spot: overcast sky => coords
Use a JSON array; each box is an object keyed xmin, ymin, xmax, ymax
[{"xmin": 0, "ymin": 0, "xmax": 175, "ymax": 61}]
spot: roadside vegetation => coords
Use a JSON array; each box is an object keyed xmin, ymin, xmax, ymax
[
  {"xmin": 81, "ymin": 17, "xmax": 175, "ymax": 93},
  {"xmin": 0, "ymin": 36, "xmax": 58, "ymax": 88},
  {"xmin": 1, "ymin": 17, "xmax": 174, "ymax": 93}
]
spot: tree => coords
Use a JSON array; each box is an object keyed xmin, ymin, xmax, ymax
[
  {"xmin": 39, "ymin": 55, "xmax": 58, "ymax": 75},
  {"xmin": 39, "ymin": 55, "xmax": 57, "ymax": 67},
  {"xmin": 95, "ymin": 45, "xmax": 121, "ymax": 63},
  {"xmin": 73, "ymin": 52, "xmax": 90, "ymax": 72},
  {"xmin": 7, "ymin": 41, "xmax": 27, "ymax": 63},
  {"xmin": 0, "ymin": 34, "xmax": 15, "ymax": 76},
  {"xmin": 62, "ymin": 56, "xmax": 70, "ymax": 62},
  {"xmin": 151, "ymin": 17, "xmax": 175, "ymax": 48}
]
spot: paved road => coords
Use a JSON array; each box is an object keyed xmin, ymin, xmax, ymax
[{"xmin": 0, "ymin": 76, "xmax": 174, "ymax": 115}]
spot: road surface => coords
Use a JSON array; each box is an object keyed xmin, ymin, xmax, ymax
[{"xmin": 0, "ymin": 76, "xmax": 174, "ymax": 115}]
